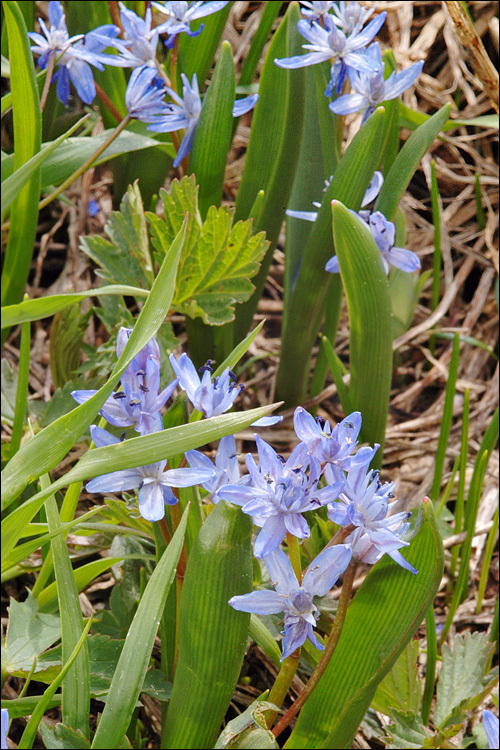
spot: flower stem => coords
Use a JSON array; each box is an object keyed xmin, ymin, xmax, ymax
[
  {"xmin": 272, "ymin": 560, "xmax": 358, "ymax": 738},
  {"xmin": 95, "ymin": 81, "xmax": 124, "ymax": 124},
  {"xmin": 40, "ymin": 52, "xmax": 56, "ymax": 112},
  {"xmin": 38, "ymin": 114, "xmax": 132, "ymax": 211},
  {"xmin": 158, "ymin": 517, "xmax": 172, "ymax": 546},
  {"xmin": 265, "ymin": 649, "xmax": 300, "ymax": 729},
  {"xmin": 287, "ymin": 532, "xmax": 302, "ymax": 582}
]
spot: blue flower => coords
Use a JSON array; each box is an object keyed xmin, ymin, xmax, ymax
[
  {"xmin": 72, "ymin": 328, "xmax": 178, "ymax": 435},
  {"xmin": 86, "ymin": 425, "xmax": 215, "ymax": 522},
  {"xmin": 151, "ymin": 1, "xmax": 230, "ymax": 48},
  {"xmin": 327, "ymin": 445, "xmax": 418, "ymax": 574},
  {"xmin": 1, "ymin": 709, "xmax": 8, "ymax": 750},
  {"xmin": 125, "ymin": 66, "xmax": 170, "ymax": 120},
  {"xmin": 274, "ymin": 12, "xmax": 386, "ymax": 95},
  {"xmin": 169, "ymin": 352, "xmax": 245, "ymax": 417},
  {"xmin": 217, "ymin": 435, "xmax": 343, "ymax": 558},
  {"xmin": 299, "ymin": 2, "xmax": 336, "ymax": 21},
  {"xmin": 185, "ymin": 434, "xmax": 241, "ymax": 503},
  {"xmin": 96, "ymin": 4, "xmax": 161, "ymax": 70},
  {"xmin": 483, "ymin": 710, "xmax": 499, "ymax": 750},
  {"xmin": 229, "ymin": 545, "xmax": 352, "ymax": 659},
  {"xmin": 329, "ymin": 1, "xmax": 374, "ymax": 35},
  {"xmin": 329, "ymin": 42, "xmax": 424, "ymax": 123},
  {"xmin": 29, "ymin": 2, "xmax": 120, "ymax": 105},
  {"xmin": 325, "ymin": 210, "xmax": 421, "ymax": 274},
  {"xmin": 293, "ymin": 407, "xmax": 361, "ymax": 486},
  {"xmin": 287, "ymin": 170, "xmax": 383, "ymax": 223},
  {"xmin": 145, "ymin": 73, "xmax": 258, "ymax": 167}
]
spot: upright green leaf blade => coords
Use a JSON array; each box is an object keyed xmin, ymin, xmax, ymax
[
  {"xmin": 161, "ymin": 500, "xmax": 253, "ymax": 749},
  {"xmin": 178, "ymin": 3, "xmax": 232, "ymax": 86},
  {"xmin": 285, "ymin": 499, "xmax": 444, "ymax": 749},
  {"xmin": 91, "ymin": 507, "xmax": 188, "ymax": 749}
]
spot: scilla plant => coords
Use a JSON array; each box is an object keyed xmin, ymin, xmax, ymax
[{"xmin": 1, "ymin": 2, "xmax": 498, "ymax": 750}]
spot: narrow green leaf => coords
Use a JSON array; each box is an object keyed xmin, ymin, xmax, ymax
[
  {"xmin": 249, "ymin": 615, "xmax": 282, "ymax": 668},
  {"xmin": 91, "ymin": 507, "xmax": 188, "ymax": 749},
  {"xmin": 375, "ymin": 104, "xmax": 452, "ymax": 221},
  {"xmin": 232, "ymin": 1, "xmax": 306, "ymax": 344},
  {"xmin": 399, "ymin": 102, "xmax": 499, "ymax": 132},
  {"xmin": 1, "ymin": 1, "xmax": 42, "ymax": 325},
  {"xmin": 1, "ymin": 219, "xmax": 186, "ymax": 508},
  {"xmin": 190, "ymin": 41, "xmax": 235, "ymax": 219},
  {"xmin": 275, "ymin": 107, "xmax": 386, "ymax": 408},
  {"xmin": 178, "ymin": 2, "xmax": 232, "ymax": 86},
  {"xmin": 161, "ymin": 500, "xmax": 253, "ymax": 749},
  {"xmin": 213, "ymin": 320, "xmax": 265, "ymax": 377},
  {"xmin": 238, "ymin": 2, "xmax": 282, "ymax": 89},
  {"xmin": 1, "ymin": 286, "xmax": 148, "ymax": 329},
  {"xmin": 430, "ymin": 333, "xmax": 460, "ymax": 501},
  {"xmin": 319, "ymin": 336, "xmax": 352, "ymax": 416},
  {"xmin": 285, "ymin": 498, "xmax": 444, "ymax": 749},
  {"xmin": 331, "ymin": 200, "xmax": 392, "ymax": 460},
  {"xmin": 1, "ymin": 116, "xmax": 88, "ymax": 213},
  {"xmin": 1, "ymin": 694, "xmax": 62, "ymax": 720}
]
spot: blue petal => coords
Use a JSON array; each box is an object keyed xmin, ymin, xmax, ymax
[
  {"xmin": 286, "ymin": 209, "xmax": 318, "ymax": 222},
  {"xmin": 229, "ymin": 590, "xmax": 285, "ymax": 615},
  {"xmin": 161, "ymin": 467, "xmax": 215, "ymax": 487},
  {"xmin": 56, "ymin": 66, "xmax": 70, "ymax": 105},
  {"xmin": 274, "ymin": 51, "xmax": 331, "ymax": 69},
  {"xmin": 138, "ymin": 482, "xmax": 166, "ymax": 522},
  {"xmin": 68, "ymin": 58, "xmax": 96, "ymax": 104},
  {"xmin": 386, "ymin": 247, "xmax": 421, "ymax": 272},
  {"xmin": 325, "ymin": 255, "xmax": 340, "ymax": 273},
  {"xmin": 251, "ymin": 416, "xmax": 283, "ymax": 427},
  {"xmin": 264, "ymin": 547, "xmax": 299, "ymax": 595},
  {"xmin": 383, "ymin": 60, "xmax": 424, "ymax": 101},
  {"xmin": 254, "ymin": 514, "xmax": 287, "ymax": 558},
  {"xmin": 302, "ymin": 544, "xmax": 352, "ymax": 596},
  {"xmin": 329, "ymin": 92, "xmax": 367, "ymax": 115},
  {"xmin": 232, "ymin": 93, "xmax": 259, "ymax": 117}
]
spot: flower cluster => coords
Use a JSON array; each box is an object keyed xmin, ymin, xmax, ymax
[{"xmin": 222, "ymin": 404, "xmax": 418, "ymax": 660}]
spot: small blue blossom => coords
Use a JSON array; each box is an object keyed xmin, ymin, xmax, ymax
[
  {"xmin": 86, "ymin": 425, "xmax": 215, "ymax": 522},
  {"xmin": 96, "ymin": 4, "xmax": 160, "ymax": 70},
  {"xmin": 218, "ymin": 435, "xmax": 343, "ymax": 558},
  {"xmin": 326, "ymin": 210, "xmax": 421, "ymax": 275},
  {"xmin": 327, "ymin": 445, "xmax": 418, "ymax": 574},
  {"xmin": 151, "ymin": 1, "xmax": 230, "ymax": 48},
  {"xmin": 72, "ymin": 328, "xmax": 178, "ymax": 435},
  {"xmin": 185, "ymin": 434, "xmax": 241, "ymax": 503},
  {"xmin": 145, "ymin": 74, "xmax": 258, "ymax": 167},
  {"xmin": 1, "ymin": 708, "xmax": 8, "ymax": 750},
  {"xmin": 299, "ymin": 2, "xmax": 336, "ymax": 21},
  {"xmin": 293, "ymin": 407, "xmax": 362, "ymax": 486},
  {"xmin": 29, "ymin": 2, "xmax": 120, "ymax": 105},
  {"xmin": 329, "ymin": 42, "xmax": 424, "ymax": 123},
  {"xmin": 483, "ymin": 710, "xmax": 499, "ymax": 750},
  {"xmin": 169, "ymin": 352, "xmax": 244, "ymax": 417},
  {"xmin": 88, "ymin": 199, "xmax": 100, "ymax": 217},
  {"xmin": 330, "ymin": 1, "xmax": 374, "ymax": 35},
  {"xmin": 229, "ymin": 545, "xmax": 352, "ymax": 659},
  {"xmin": 125, "ymin": 66, "xmax": 170, "ymax": 120},
  {"xmin": 286, "ymin": 170, "xmax": 383, "ymax": 223},
  {"xmin": 274, "ymin": 12, "xmax": 386, "ymax": 95}
]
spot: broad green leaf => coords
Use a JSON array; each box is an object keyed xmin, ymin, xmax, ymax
[
  {"xmin": 215, "ymin": 697, "xmax": 279, "ymax": 749},
  {"xmin": 80, "ymin": 183, "xmax": 154, "ymax": 289},
  {"xmin": 91, "ymin": 506, "xmax": 188, "ymax": 749},
  {"xmin": 2, "ymin": 591, "xmax": 61, "ymax": 675},
  {"xmin": 1, "ymin": 218, "xmax": 185, "ymax": 508},
  {"xmin": 147, "ymin": 176, "xmax": 269, "ymax": 325},
  {"xmin": 1, "ymin": 1, "xmax": 41, "ymax": 329},
  {"xmin": 285, "ymin": 498, "xmax": 444, "ymax": 749},
  {"xmin": 249, "ymin": 614, "xmax": 282, "ymax": 668},
  {"xmin": 382, "ymin": 710, "xmax": 462, "ymax": 749},
  {"xmin": 40, "ymin": 724, "xmax": 91, "ymax": 750},
  {"xmin": 0, "ymin": 130, "xmax": 174, "ymax": 191},
  {"xmin": 375, "ymin": 104, "xmax": 452, "ymax": 221},
  {"xmin": 399, "ymin": 102, "xmax": 499, "ymax": 132},
  {"xmin": 50, "ymin": 305, "xmax": 90, "ymax": 388},
  {"xmin": 2, "ymin": 403, "xmax": 277, "ymax": 572},
  {"xmin": 275, "ymin": 106, "xmax": 386, "ymax": 408},
  {"xmin": 161, "ymin": 500, "xmax": 253, "ymax": 749},
  {"xmin": 1, "ymin": 285, "xmax": 148, "ymax": 329},
  {"xmin": 1, "ymin": 116, "xmax": 86, "ymax": 212},
  {"xmin": 190, "ymin": 41, "xmax": 235, "ymax": 219},
  {"xmin": 331, "ymin": 200, "xmax": 393, "ymax": 459},
  {"xmin": 232, "ymin": 2, "xmax": 306, "ymax": 344},
  {"xmin": 434, "ymin": 633, "xmax": 498, "ymax": 728},
  {"xmin": 371, "ymin": 640, "xmax": 421, "ymax": 716}
]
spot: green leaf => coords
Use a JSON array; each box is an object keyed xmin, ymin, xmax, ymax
[
  {"xmin": 375, "ymin": 104, "xmax": 452, "ymax": 221},
  {"xmin": 399, "ymin": 102, "xmax": 499, "ymax": 132},
  {"xmin": 434, "ymin": 632, "xmax": 498, "ymax": 729},
  {"xmin": 0, "ymin": 130, "xmax": 173, "ymax": 191},
  {"xmin": 1, "ymin": 116, "xmax": 87, "ymax": 213},
  {"xmin": 1, "ymin": 591, "xmax": 61, "ymax": 675},
  {"xmin": 40, "ymin": 724, "xmax": 91, "ymax": 750},
  {"xmin": 1, "ymin": 0, "xmax": 41, "ymax": 326},
  {"xmin": 331, "ymin": 200, "xmax": 393, "ymax": 459},
  {"xmin": 1, "ymin": 694, "xmax": 62, "ymax": 720},
  {"xmin": 232, "ymin": 1, "xmax": 306, "ymax": 343},
  {"xmin": 178, "ymin": 2, "xmax": 232, "ymax": 86},
  {"xmin": 50, "ymin": 305, "xmax": 90, "ymax": 388},
  {"xmin": 275, "ymin": 106, "xmax": 387, "ymax": 408},
  {"xmin": 80, "ymin": 182, "xmax": 154, "ymax": 289},
  {"xmin": 148, "ymin": 176, "xmax": 269, "ymax": 326},
  {"xmin": 1, "ymin": 218, "xmax": 186, "ymax": 510},
  {"xmin": 161, "ymin": 500, "xmax": 253, "ymax": 749},
  {"xmin": 215, "ymin": 697, "xmax": 279, "ymax": 749},
  {"xmin": 91, "ymin": 506, "xmax": 188, "ymax": 749},
  {"xmin": 1, "ymin": 285, "xmax": 149, "ymax": 329},
  {"xmin": 285, "ymin": 499, "xmax": 444, "ymax": 749},
  {"xmin": 189, "ymin": 41, "xmax": 235, "ymax": 218},
  {"xmin": 371, "ymin": 640, "xmax": 422, "ymax": 716},
  {"xmin": 237, "ymin": 3, "xmax": 283, "ymax": 89},
  {"xmin": 382, "ymin": 710, "xmax": 462, "ymax": 749}
]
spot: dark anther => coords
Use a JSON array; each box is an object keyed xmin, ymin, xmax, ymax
[
  {"xmin": 228, "ymin": 370, "xmax": 237, "ymax": 382},
  {"xmin": 316, "ymin": 416, "xmax": 325, "ymax": 427},
  {"xmin": 139, "ymin": 384, "xmax": 149, "ymax": 393},
  {"xmin": 388, "ymin": 492, "xmax": 395, "ymax": 499},
  {"xmin": 345, "ymin": 421, "xmax": 354, "ymax": 429},
  {"xmin": 136, "ymin": 369, "xmax": 145, "ymax": 378},
  {"xmin": 213, "ymin": 376, "xmax": 219, "ymax": 390},
  {"xmin": 229, "ymin": 453, "xmax": 240, "ymax": 460},
  {"xmin": 199, "ymin": 359, "xmax": 215, "ymax": 373},
  {"xmin": 238, "ymin": 384, "xmax": 245, "ymax": 392},
  {"xmin": 129, "ymin": 397, "xmax": 141, "ymax": 406},
  {"xmin": 276, "ymin": 454, "xmax": 286, "ymax": 464},
  {"xmin": 113, "ymin": 391, "xmax": 126, "ymax": 399},
  {"xmin": 120, "ymin": 432, "xmax": 127, "ymax": 442}
]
